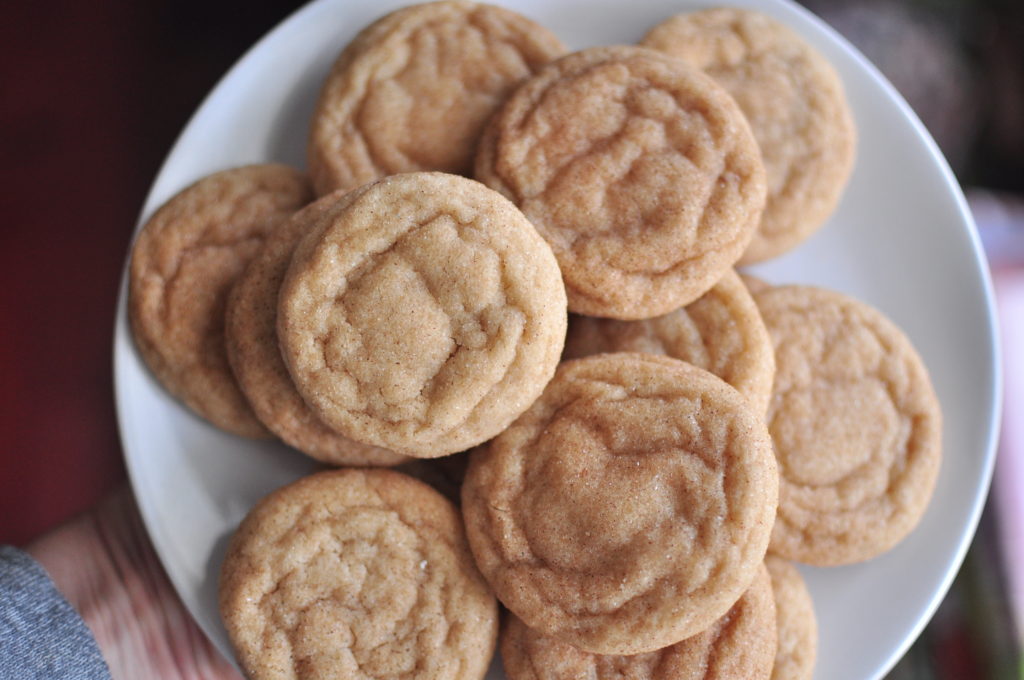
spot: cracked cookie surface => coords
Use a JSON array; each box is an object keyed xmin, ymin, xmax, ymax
[
  {"xmin": 225, "ymin": 192, "xmax": 408, "ymax": 466},
  {"xmin": 475, "ymin": 45, "xmax": 766, "ymax": 319},
  {"xmin": 219, "ymin": 468, "xmax": 498, "ymax": 680},
  {"xmin": 308, "ymin": 0, "xmax": 566, "ymax": 195},
  {"xmin": 564, "ymin": 269, "xmax": 774, "ymax": 414},
  {"xmin": 462, "ymin": 353, "xmax": 778, "ymax": 655},
  {"xmin": 129, "ymin": 164, "xmax": 312, "ymax": 437},
  {"xmin": 642, "ymin": 9, "xmax": 855, "ymax": 264},
  {"xmin": 278, "ymin": 172, "xmax": 567, "ymax": 458},
  {"xmin": 765, "ymin": 556, "xmax": 817, "ymax": 680},
  {"xmin": 754, "ymin": 285, "xmax": 941, "ymax": 565},
  {"xmin": 501, "ymin": 562, "xmax": 775, "ymax": 680}
]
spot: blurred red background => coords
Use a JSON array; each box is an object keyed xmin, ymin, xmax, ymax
[{"xmin": 0, "ymin": 0, "xmax": 309, "ymax": 546}]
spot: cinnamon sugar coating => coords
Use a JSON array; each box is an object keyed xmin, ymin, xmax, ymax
[
  {"xmin": 501, "ymin": 563, "xmax": 775, "ymax": 680},
  {"xmin": 643, "ymin": 9, "xmax": 855, "ymax": 264},
  {"xmin": 219, "ymin": 469, "xmax": 498, "ymax": 680},
  {"xmin": 765, "ymin": 556, "xmax": 817, "ymax": 680},
  {"xmin": 462, "ymin": 353, "xmax": 778, "ymax": 654},
  {"xmin": 308, "ymin": 0, "xmax": 566, "ymax": 195},
  {"xmin": 278, "ymin": 172, "xmax": 567, "ymax": 458},
  {"xmin": 129, "ymin": 164, "xmax": 312, "ymax": 437},
  {"xmin": 476, "ymin": 45, "xmax": 766, "ymax": 319},
  {"xmin": 755, "ymin": 285, "xmax": 941, "ymax": 565},
  {"xmin": 225, "ymin": 192, "xmax": 408, "ymax": 465},
  {"xmin": 564, "ymin": 269, "xmax": 774, "ymax": 414}
]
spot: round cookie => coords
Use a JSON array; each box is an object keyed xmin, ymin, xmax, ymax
[
  {"xmin": 754, "ymin": 285, "xmax": 942, "ymax": 565},
  {"xmin": 219, "ymin": 468, "xmax": 498, "ymax": 680},
  {"xmin": 278, "ymin": 172, "xmax": 567, "ymax": 458},
  {"xmin": 308, "ymin": 0, "xmax": 566, "ymax": 195},
  {"xmin": 501, "ymin": 562, "xmax": 776, "ymax": 680},
  {"xmin": 475, "ymin": 45, "xmax": 766, "ymax": 320},
  {"xmin": 129, "ymin": 164, "xmax": 313, "ymax": 437},
  {"xmin": 563, "ymin": 269, "xmax": 774, "ymax": 414},
  {"xmin": 225, "ymin": 192, "xmax": 408, "ymax": 466},
  {"xmin": 462, "ymin": 353, "xmax": 778, "ymax": 655},
  {"xmin": 765, "ymin": 556, "xmax": 817, "ymax": 680},
  {"xmin": 642, "ymin": 9, "xmax": 856, "ymax": 264}
]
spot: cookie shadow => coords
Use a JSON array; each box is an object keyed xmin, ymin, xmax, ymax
[
  {"xmin": 201, "ymin": 530, "xmax": 238, "ymax": 663},
  {"xmin": 266, "ymin": 47, "xmax": 335, "ymax": 168}
]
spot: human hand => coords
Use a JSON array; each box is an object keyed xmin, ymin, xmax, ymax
[{"xmin": 27, "ymin": 486, "xmax": 242, "ymax": 680}]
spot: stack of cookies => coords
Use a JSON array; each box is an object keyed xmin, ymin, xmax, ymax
[{"xmin": 127, "ymin": 3, "xmax": 942, "ymax": 680}]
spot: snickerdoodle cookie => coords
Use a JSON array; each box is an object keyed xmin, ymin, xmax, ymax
[
  {"xmin": 462, "ymin": 353, "xmax": 777, "ymax": 655},
  {"xmin": 225, "ymin": 193, "xmax": 408, "ymax": 466},
  {"xmin": 642, "ymin": 9, "xmax": 855, "ymax": 264},
  {"xmin": 765, "ymin": 556, "xmax": 817, "ymax": 680},
  {"xmin": 219, "ymin": 468, "xmax": 498, "ymax": 680},
  {"xmin": 563, "ymin": 269, "xmax": 774, "ymax": 414},
  {"xmin": 129, "ymin": 164, "xmax": 312, "ymax": 437},
  {"xmin": 501, "ymin": 562, "xmax": 776, "ymax": 680},
  {"xmin": 277, "ymin": 172, "xmax": 567, "ymax": 458},
  {"xmin": 475, "ymin": 45, "xmax": 766, "ymax": 319},
  {"xmin": 754, "ymin": 285, "xmax": 941, "ymax": 565},
  {"xmin": 308, "ymin": 0, "xmax": 566, "ymax": 195}
]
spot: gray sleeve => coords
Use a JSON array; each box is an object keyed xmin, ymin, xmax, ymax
[{"xmin": 0, "ymin": 545, "xmax": 111, "ymax": 680}]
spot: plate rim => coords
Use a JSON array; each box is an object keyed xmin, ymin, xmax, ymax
[
  {"xmin": 111, "ymin": 1, "xmax": 1004, "ymax": 678},
  {"xmin": 769, "ymin": 3, "xmax": 1003, "ymax": 674}
]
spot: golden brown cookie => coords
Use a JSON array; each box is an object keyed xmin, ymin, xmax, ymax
[
  {"xmin": 642, "ymin": 9, "xmax": 856, "ymax": 264},
  {"xmin": 462, "ymin": 353, "xmax": 778, "ymax": 655},
  {"xmin": 308, "ymin": 0, "xmax": 566, "ymax": 195},
  {"xmin": 129, "ymin": 164, "xmax": 312, "ymax": 437},
  {"xmin": 754, "ymin": 285, "xmax": 942, "ymax": 565},
  {"xmin": 219, "ymin": 468, "xmax": 498, "ymax": 680},
  {"xmin": 278, "ymin": 172, "xmax": 567, "ymax": 458},
  {"xmin": 501, "ymin": 562, "xmax": 776, "ymax": 680},
  {"xmin": 563, "ymin": 269, "xmax": 774, "ymax": 414},
  {"xmin": 765, "ymin": 556, "xmax": 817, "ymax": 680},
  {"xmin": 225, "ymin": 192, "xmax": 408, "ymax": 466},
  {"xmin": 475, "ymin": 45, "xmax": 766, "ymax": 320}
]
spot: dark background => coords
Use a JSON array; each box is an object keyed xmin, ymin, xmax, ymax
[{"xmin": 2, "ymin": 0, "xmax": 1022, "ymax": 677}]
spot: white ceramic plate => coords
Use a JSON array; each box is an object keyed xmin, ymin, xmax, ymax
[{"xmin": 113, "ymin": 1, "xmax": 1001, "ymax": 678}]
